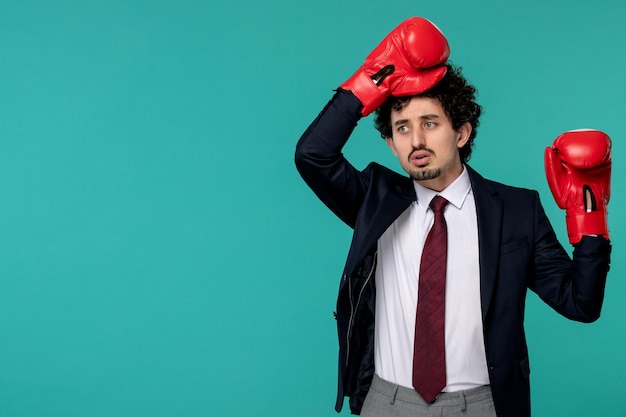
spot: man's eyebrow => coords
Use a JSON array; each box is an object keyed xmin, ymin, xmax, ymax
[{"xmin": 393, "ymin": 114, "xmax": 440, "ymax": 126}]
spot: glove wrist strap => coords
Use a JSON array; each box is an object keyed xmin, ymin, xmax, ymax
[
  {"xmin": 340, "ymin": 70, "xmax": 387, "ymax": 116},
  {"xmin": 566, "ymin": 209, "xmax": 609, "ymax": 244}
]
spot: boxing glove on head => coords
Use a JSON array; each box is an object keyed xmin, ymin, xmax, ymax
[{"xmin": 340, "ymin": 17, "xmax": 450, "ymax": 116}]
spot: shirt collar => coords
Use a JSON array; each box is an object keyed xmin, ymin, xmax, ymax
[{"xmin": 413, "ymin": 165, "xmax": 472, "ymax": 213}]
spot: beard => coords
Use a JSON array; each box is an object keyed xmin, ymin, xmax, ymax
[{"xmin": 405, "ymin": 167, "xmax": 442, "ymax": 182}]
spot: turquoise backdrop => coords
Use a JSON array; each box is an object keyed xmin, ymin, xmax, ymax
[{"xmin": 1, "ymin": 1, "xmax": 624, "ymax": 416}]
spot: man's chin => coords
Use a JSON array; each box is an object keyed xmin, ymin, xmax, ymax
[{"xmin": 409, "ymin": 168, "xmax": 441, "ymax": 181}]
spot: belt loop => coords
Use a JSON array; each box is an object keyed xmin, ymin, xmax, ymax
[
  {"xmin": 390, "ymin": 384, "xmax": 399, "ymax": 405},
  {"xmin": 458, "ymin": 391, "xmax": 467, "ymax": 412}
]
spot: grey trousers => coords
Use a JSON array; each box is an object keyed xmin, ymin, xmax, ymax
[{"xmin": 360, "ymin": 375, "xmax": 497, "ymax": 417}]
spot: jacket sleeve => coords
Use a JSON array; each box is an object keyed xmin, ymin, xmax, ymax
[
  {"xmin": 530, "ymin": 192, "xmax": 611, "ymax": 322},
  {"xmin": 294, "ymin": 90, "xmax": 370, "ymax": 229}
]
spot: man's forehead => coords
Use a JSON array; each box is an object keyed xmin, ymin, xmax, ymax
[
  {"xmin": 391, "ymin": 96, "xmax": 443, "ymax": 114},
  {"xmin": 390, "ymin": 107, "xmax": 444, "ymax": 123}
]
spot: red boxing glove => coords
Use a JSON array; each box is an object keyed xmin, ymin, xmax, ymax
[
  {"xmin": 340, "ymin": 17, "xmax": 450, "ymax": 116},
  {"xmin": 544, "ymin": 129, "xmax": 612, "ymax": 244}
]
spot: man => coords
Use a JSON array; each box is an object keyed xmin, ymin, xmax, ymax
[{"xmin": 294, "ymin": 17, "xmax": 611, "ymax": 417}]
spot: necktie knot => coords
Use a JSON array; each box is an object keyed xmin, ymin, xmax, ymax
[{"xmin": 429, "ymin": 195, "xmax": 449, "ymax": 214}]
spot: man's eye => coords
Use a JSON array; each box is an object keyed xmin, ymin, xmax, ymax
[
  {"xmin": 398, "ymin": 126, "xmax": 409, "ymax": 133},
  {"xmin": 425, "ymin": 122, "xmax": 436, "ymax": 128}
]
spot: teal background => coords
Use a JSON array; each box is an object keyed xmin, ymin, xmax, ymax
[{"xmin": 0, "ymin": 1, "xmax": 624, "ymax": 416}]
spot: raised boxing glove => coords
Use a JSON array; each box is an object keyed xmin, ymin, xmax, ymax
[
  {"xmin": 544, "ymin": 129, "xmax": 612, "ymax": 244},
  {"xmin": 340, "ymin": 17, "xmax": 450, "ymax": 117}
]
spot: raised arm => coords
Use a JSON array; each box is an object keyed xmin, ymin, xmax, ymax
[{"xmin": 295, "ymin": 17, "xmax": 449, "ymax": 227}]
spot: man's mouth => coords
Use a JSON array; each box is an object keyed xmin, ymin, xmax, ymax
[{"xmin": 410, "ymin": 150, "xmax": 433, "ymax": 167}]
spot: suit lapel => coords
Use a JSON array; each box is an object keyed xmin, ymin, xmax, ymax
[
  {"xmin": 344, "ymin": 179, "xmax": 416, "ymax": 276},
  {"xmin": 467, "ymin": 166, "xmax": 502, "ymax": 321}
]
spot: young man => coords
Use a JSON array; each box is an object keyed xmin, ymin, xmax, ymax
[{"xmin": 294, "ymin": 17, "xmax": 611, "ymax": 417}]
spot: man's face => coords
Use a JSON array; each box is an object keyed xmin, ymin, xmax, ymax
[{"xmin": 385, "ymin": 96, "xmax": 471, "ymax": 192}]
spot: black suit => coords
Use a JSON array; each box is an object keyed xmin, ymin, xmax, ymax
[{"xmin": 294, "ymin": 91, "xmax": 611, "ymax": 417}]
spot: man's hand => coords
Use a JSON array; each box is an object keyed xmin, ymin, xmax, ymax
[
  {"xmin": 545, "ymin": 129, "xmax": 612, "ymax": 244},
  {"xmin": 340, "ymin": 17, "xmax": 449, "ymax": 117}
]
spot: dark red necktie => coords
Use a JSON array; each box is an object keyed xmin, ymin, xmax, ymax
[{"xmin": 412, "ymin": 195, "xmax": 449, "ymax": 403}]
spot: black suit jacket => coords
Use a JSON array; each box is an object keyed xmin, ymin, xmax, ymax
[{"xmin": 295, "ymin": 91, "xmax": 611, "ymax": 417}]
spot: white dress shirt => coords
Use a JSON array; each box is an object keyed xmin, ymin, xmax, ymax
[{"xmin": 374, "ymin": 166, "xmax": 490, "ymax": 391}]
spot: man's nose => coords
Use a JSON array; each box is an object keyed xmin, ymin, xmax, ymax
[{"xmin": 411, "ymin": 130, "xmax": 426, "ymax": 147}]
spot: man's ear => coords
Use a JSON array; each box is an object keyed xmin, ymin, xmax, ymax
[
  {"xmin": 385, "ymin": 137, "xmax": 398, "ymax": 157},
  {"xmin": 456, "ymin": 122, "xmax": 472, "ymax": 149}
]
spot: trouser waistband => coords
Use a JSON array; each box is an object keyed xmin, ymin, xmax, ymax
[{"xmin": 369, "ymin": 374, "xmax": 493, "ymax": 408}]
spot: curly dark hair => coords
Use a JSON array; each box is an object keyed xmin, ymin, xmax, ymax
[{"xmin": 373, "ymin": 64, "xmax": 482, "ymax": 163}]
